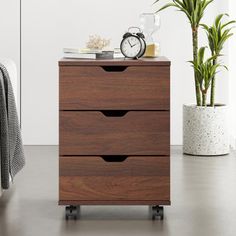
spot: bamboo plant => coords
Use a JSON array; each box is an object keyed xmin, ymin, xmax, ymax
[
  {"xmin": 201, "ymin": 14, "xmax": 236, "ymax": 106},
  {"xmin": 154, "ymin": 0, "xmax": 214, "ymax": 106},
  {"xmin": 190, "ymin": 47, "xmax": 222, "ymax": 106}
]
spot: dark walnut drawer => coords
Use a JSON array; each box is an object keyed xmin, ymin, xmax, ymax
[
  {"xmin": 59, "ymin": 111, "xmax": 170, "ymax": 156},
  {"xmin": 59, "ymin": 156, "xmax": 170, "ymax": 201},
  {"xmin": 59, "ymin": 66, "xmax": 170, "ymax": 110}
]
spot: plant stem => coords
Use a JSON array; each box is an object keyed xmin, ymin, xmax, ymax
[
  {"xmin": 202, "ymin": 92, "xmax": 207, "ymax": 106},
  {"xmin": 192, "ymin": 28, "xmax": 202, "ymax": 106},
  {"xmin": 210, "ymin": 59, "xmax": 216, "ymax": 107}
]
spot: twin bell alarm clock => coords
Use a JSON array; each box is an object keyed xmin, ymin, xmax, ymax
[{"xmin": 120, "ymin": 27, "xmax": 146, "ymax": 59}]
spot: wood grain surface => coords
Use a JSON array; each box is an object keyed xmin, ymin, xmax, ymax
[
  {"xmin": 59, "ymin": 176, "xmax": 170, "ymax": 201},
  {"xmin": 59, "ymin": 66, "xmax": 170, "ymax": 110},
  {"xmin": 59, "ymin": 111, "xmax": 170, "ymax": 156},
  {"xmin": 59, "ymin": 57, "xmax": 170, "ymax": 66},
  {"xmin": 58, "ymin": 58, "xmax": 171, "ymax": 206},
  {"xmin": 59, "ymin": 156, "xmax": 170, "ymax": 176}
]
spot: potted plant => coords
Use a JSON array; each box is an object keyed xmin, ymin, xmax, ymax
[{"xmin": 154, "ymin": 0, "xmax": 235, "ymax": 155}]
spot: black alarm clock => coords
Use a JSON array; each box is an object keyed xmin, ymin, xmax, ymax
[{"xmin": 120, "ymin": 27, "xmax": 146, "ymax": 59}]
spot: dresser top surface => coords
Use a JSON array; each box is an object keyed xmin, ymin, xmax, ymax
[{"xmin": 59, "ymin": 57, "xmax": 170, "ymax": 66}]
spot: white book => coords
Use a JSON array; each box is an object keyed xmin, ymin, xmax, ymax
[
  {"xmin": 64, "ymin": 51, "xmax": 115, "ymax": 60},
  {"xmin": 63, "ymin": 48, "xmax": 102, "ymax": 54},
  {"xmin": 114, "ymin": 53, "xmax": 124, "ymax": 59},
  {"xmin": 64, "ymin": 53, "xmax": 97, "ymax": 59},
  {"xmin": 63, "ymin": 51, "xmax": 124, "ymax": 60}
]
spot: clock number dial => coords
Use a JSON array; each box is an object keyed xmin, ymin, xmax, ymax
[{"xmin": 121, "ymin": 36, "xmax": 142, "ymax": 59}]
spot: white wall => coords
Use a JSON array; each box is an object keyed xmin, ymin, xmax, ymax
[
  {"xmin": 21, "ymin": 0, "xmax": 157, "ymax": 145},
  {"xmin": 229, "ymin": 0, "xmax": 236, "ymax": 149},
  {"xmin": 0, "ymin": 0, "xmax": 20, "ymax": 111},
  {"xmin": 21, "ymin": 0, "xmax": 230, "ymax": 145}
]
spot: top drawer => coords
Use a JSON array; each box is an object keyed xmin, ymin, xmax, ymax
[{"xmin": 59, "ymin": 66, "xmax": 170, "ymax": 110}]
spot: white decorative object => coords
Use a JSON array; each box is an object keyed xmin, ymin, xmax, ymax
[
  {"xmin": 140, "ymin": 13, "xmax": 161, "ymax": 57},
  {"xmin": 86, "ymin": 35, "xmax": 110, "ymax": 50},
  {"xmin": 183, "ymin": 105, "xmax": 229, "ymax": 156}
]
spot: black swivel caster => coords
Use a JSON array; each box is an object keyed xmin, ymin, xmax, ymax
[
  {"xmin": 65, "ymin": 205, "xmax": 80, "ymax": 220},
  {"xmin": 151, "ymin": 205, "xmax": 164, "ymax": 220}
]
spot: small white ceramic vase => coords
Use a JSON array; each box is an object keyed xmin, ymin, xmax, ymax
[{"xmin": 183, "ymin": 105, "xmax": 229, "ymax": 156}]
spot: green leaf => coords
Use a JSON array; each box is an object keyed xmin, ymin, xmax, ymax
[
  {"xmin": 154, "ymin": 0, "xmax": 214, "ymax": 28},
  {"xmin": 155, "ymin": 3, "xmax": 177, "ymax": 13},
  {"xmin": 222, "ymin": 20, "xmax": 236, "ymax": 29},
  {"xmin": 200, "ymin": 23, "xmax": 209, "ymax": 31},
  {"xmin": 198, "ymin": 47, "xmax": 206, "ymax": 64},
  {"xmin": 202, "ymin": 13, "xmax": 236, "ymax": 57},
  {"xmin": 215, "ymin": 14, "xmax": 225, "ymax": 28}
]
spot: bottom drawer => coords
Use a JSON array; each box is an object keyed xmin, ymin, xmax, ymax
[{"xmin": 59, "ymin": 156, "xmax": 170, "ymax": 201}]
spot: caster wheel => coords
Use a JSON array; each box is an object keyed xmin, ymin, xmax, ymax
[
  {"xmin": 158, "ymin": 206, "xmax": 164, "ymax": 220},
  {"xmin": 152, "ymin": 205, "xmax": 164, "ymax": 220},
  {"xmin": 65, "ymin": 205, "xmax": 80, "ymax": 220}
]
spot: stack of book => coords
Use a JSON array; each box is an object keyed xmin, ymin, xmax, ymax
[{"xmin": 63, "ymin": 48, "xmax": 124, "ymax": 59}]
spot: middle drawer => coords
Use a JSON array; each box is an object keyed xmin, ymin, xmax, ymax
[{"xmin": 59, "ymin": 111, "xmax": 170, "ymax": 156}]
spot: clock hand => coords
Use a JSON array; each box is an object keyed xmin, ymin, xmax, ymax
[
  {"xmin": 128, "ymin": 40, "xmax": 132, "ymax": 47},
  {"xmin": 131, "ymin": 43, "xmax": 138, "ymax": 48}
]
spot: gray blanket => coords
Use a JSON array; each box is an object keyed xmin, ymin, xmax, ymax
[{"xmin": 0, "ymin": 63, "xmax": 25, "ymax": 189}]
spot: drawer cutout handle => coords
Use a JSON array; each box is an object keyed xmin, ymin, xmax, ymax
[
  {"xmin": 101, "ymin": 66, "xmax": 128, "ymax": 72},
  {"xmin": 101, "ymin": 111, "xmax": 128, "ymax": 117},
  {"xmin": 101, "ymin": 156, "xmax": 128, "ymax": 162}
]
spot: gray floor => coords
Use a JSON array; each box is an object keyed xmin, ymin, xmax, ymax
[{"xmin": 0, "ymin": 146, "xmax": 236, "ymax": 236}]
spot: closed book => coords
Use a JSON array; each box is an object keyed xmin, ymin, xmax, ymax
[
  {"xmin": 64, "ymin": 53, "xmax": 97, "ymax": 59},
  {"xmin": 63, "ymin": 48, "xmax": 102, "ymax": 54},
  {"xmin": 64, "ymin": 51, "xmax": 114, "ymax": 60},
  {"xmin": 114, "ymin": 53, "xmax": 124, "ymax": 59}
]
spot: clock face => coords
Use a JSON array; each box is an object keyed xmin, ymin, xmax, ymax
[{"xmin": 121, "ymin": 36, "xmax": 142, "ymax": 58}]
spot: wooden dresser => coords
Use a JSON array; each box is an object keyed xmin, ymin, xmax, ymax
[{"xmin": 59, "ymin": 57, "xmax": 171, "ymax": 220}]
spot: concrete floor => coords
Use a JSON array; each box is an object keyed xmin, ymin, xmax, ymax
[{"xmin": 0, "ymin": 146, "xmax": 236, "ymax": 236}]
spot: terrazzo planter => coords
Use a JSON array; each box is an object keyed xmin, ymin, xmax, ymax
[{"xmin": 183, "ymin": 104, "xmax": 229, "ymax": 156}]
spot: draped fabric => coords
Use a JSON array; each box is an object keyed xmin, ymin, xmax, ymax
[{"xmin": 0, "ymin": 64, "xmax": 25, "ymax": 189}]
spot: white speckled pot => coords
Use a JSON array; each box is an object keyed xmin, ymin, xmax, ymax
[{"xmin": 183, "ymin": 105, "xmax": 229, "ymax": 156}]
